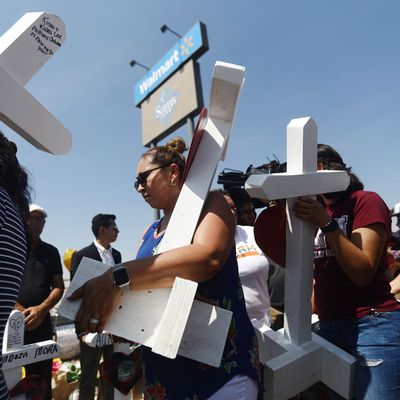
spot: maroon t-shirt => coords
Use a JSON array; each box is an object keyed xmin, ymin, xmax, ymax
[{"xmin": 314, "ymin": 190, "xmax": 400, "ymax": 322}]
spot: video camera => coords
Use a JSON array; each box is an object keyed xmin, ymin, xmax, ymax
[{"xmin": 217, "ymin": 158, "xmax": 287, "ymax": 209}]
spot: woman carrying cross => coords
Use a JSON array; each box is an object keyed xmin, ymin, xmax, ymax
[{"xmin": 71, "ymin": 137, "xmax": 261, "ymax": 400}]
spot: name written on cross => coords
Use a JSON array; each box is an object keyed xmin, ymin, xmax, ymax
[{"xmin": 30, "ymin": 16, "xmax": 63, "ymax": 55}]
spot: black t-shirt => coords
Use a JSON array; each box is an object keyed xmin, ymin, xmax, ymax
[{"xmin": 17, "ymin": 240, "xmax": 62, "ymax": 307}]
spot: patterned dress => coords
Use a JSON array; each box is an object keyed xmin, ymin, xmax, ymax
[
  {"xmin": 136, "ymin": 220, "xmax": 260, "ymax": 400},
  {"xmin": 0, "ymin": 187, "xmax": 27, "ymax": 399}
]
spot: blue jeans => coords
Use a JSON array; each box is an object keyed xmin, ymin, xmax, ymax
[{"xmin": 315, "ymin": 310, "xmax": 400, "ymax": 400}]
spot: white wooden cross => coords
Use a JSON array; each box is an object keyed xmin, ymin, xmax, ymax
[
  {"xmin": 0, "ymin": 12, "xmax": 71, "ymax": 154},
  {"xmin": 2, "ymin": 310, "xmax": 60, "ymax": 396},
  {"xmin": 59, "ymin": 62, "xmax": 245, "ymax": 368},
  {"xmin": 245, "ymin": 117, "xmax": 356, "ymax": 400}
]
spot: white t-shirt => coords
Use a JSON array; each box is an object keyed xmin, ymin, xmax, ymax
[{"xmin": 235, "ymin": 225, "xmax": 271, "ymax": 326}]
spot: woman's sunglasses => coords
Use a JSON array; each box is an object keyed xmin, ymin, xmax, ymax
[{"xmin": 134, "ymin": 165, "xmax": 166, "ymax": 190}]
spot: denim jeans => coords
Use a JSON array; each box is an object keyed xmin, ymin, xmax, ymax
[{"xmin": 315, "ymin": 310, "xmax": 400, "ymax": 400}]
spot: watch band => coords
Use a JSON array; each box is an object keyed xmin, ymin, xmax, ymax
[{"xmin": 320, "ymin": 219, "xmax": 339, "ymax": 234}]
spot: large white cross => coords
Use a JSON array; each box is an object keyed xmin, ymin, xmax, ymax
[
  {"xmin": 59, "ymin": 62, "xmax": 245, "ymax": 368},
  {"xmin": 0, "ymin": 12, "xmax": 71, "ymax": 154},
  {"xmin": 0, "ymin": 11, "xmax": 69, "ymax": 395},
  {"xmin": 2, "ymin": 310, "xmax": 60, "ymax": 394},
  {"xmin": 246, "ymin": 117, "xmax": 356, "ymax": 400}
]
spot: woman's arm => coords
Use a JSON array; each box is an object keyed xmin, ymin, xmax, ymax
[
  {"xmin": 125, "ymin": 191, "xmax": 235, "ymax": 289},
  {"xmin": 71, "ymin": 192, "xmax": 235, "ymax": 333},
  {"xmin": 323, "ymin": 224, "xmax": 387, "ymax": 287},
  {"xmin": 294, "ymin": 196, "xmax": 387, "ymax": 288}
]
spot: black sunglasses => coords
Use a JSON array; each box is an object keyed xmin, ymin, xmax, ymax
[{"xmin": 134, "ymin": 165, "xmax": 166, "ymax": 190}]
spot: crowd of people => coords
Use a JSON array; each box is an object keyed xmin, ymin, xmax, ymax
[{"xmin": 1, "ymin": 130, "xmax": 400, "ymax": 399}]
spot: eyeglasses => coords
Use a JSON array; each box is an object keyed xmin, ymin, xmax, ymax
[{"xmin": 134, "ymin": 166, "xmax": 166, "ymax": 191}]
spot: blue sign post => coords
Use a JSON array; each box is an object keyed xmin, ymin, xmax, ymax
[{"xmin": 134, "ymin": 21, "xmax": 208, "ymax": 107}]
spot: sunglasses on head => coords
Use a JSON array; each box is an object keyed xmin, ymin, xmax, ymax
[{"xmin": 134, "ymin": 165, "xmax": 167, "ymax": 191}]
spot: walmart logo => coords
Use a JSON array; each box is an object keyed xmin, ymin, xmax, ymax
[
  {"xmin": 180, "ymin": 35, "xmax": 194, "ymax": 57},
  {"xmin": 134, "ymin": 22, "xmax": 207, "ymax": 106}
]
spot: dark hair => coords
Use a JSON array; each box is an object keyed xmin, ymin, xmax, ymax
[
  {"xmin": 91, "ymin": 214, "xmax": 116, "ymax": 237},
  {"xmin": 215, "ymin": 187, "xmax": 254, "ymax": 225},
  {"xmin": 318, "ymin": 144, "xmax": 364, "ymax": 194},
  {"xmin": 0, "ymin": 131, "xmax": 31, "ymax": 219},
  {"xmin": 142, "ymin": 137, "xmax": 186, "ymax": 178}
]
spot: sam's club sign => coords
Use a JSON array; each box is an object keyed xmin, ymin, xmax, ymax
[{"xmin": 134, "ymin": 21, "xmax": 208, "ymax": 106}]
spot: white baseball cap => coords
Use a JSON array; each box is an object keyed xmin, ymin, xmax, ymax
[
  {"xmin": 29, "ymin": 204, "xmax": 47, "ymax": 218},
  {"xmin": 392, "ymin": 202, "xmax": 400, "ymax": 216}
]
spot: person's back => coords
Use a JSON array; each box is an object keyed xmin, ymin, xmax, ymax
[
  {"xmin": 0, "ymin": 132, "xmax": 30, "ymax": 400},
  {"xmin": 235, "ymin": 224, "xmax": 271, "ymax": 326}
]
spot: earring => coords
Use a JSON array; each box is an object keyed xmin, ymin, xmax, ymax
[{"xmin": 170, "ymin": 180, "xmax": 175, "ymax": 186}]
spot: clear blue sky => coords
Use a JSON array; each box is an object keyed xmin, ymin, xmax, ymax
[{"xmin": 2, "ymin": 1, "xmax": 399, "ymax": 277}]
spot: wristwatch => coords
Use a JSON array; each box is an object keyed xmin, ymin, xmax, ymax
[
  {"xmin": 321, "ymin": 219, "xmax": 339, "ymax": 234},
  {"xmin": 112, "ymin": 264, "xmax": 131, "ymax": 288}
]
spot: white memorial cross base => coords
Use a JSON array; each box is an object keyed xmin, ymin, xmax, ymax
[
  {"xmin": 2, "ymin": 310, "xmax": 59, "ymax": 394},
  {"xmin": 0, "ymin": 12, "xmax": 71, "ymax": 154},
  {"xmin": 59, "ymin": 62, "xmax": 245, "ymax": 368},
  {"xmin": 246, "ymin": 117, "xmax": 356, "ymax": 400}
]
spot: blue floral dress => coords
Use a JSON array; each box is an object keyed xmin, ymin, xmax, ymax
[{"xmin": 136, "ymin": 219, "xmax": 260, "ymax": 400}]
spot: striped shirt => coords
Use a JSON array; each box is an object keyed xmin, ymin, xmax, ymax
[{"xmin": 0, "ymin": 187, "xmax": 27, "ymax": 399}]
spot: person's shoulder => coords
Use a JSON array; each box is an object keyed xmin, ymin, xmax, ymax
[
  {"xmin": 239, "ymin": 224, "xmax": 254, "ymax": 234},
  {"xmin": 39, "ymin": 240, "xmax": 60, "ymax": 254},
  {"xmin": 206, "ymin": 191, "xmax": 229, "ymax": 208},
  {"xmin": 351, "ymin": 189, "xmax": 381, "ymax": 200},
  {"xmin": 351, "ymin": 190, "xmax": 387, "ymax": 208},
  {"xmin": 0, "ymin": 187, "xmax": 15, "ymax": 215},
  {"xmin": 112, "ymin": 247, "xmax": 121, "ymax": 256},
  {"xmin": 75, "ymin": 243, "xmax": 96, "ymax": 256},
  {"xmin": 236, "ymin": 224, "xmax": 253, "ymax": 237}
]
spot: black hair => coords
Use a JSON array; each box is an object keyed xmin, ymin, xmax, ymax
[
  {"xmin": 0, "ymin": 131, "xmax": 31, "ymax": 219},
  {"xmin": 215, "ymin": 186, "xmax": 254, "ymax": 225},
  {"xmin": 91, "ymin": 214, "xmax": 116, "ymax": 238},
  {"xmin": 318, "ymin": 144, "xmax": 364, "ymax": 196}
]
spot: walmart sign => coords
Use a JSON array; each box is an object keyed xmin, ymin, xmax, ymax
[{"xmin": 134, "ymin": 21, "xmax": 208, "ymax": 106}]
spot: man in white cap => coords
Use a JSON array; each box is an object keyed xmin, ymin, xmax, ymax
[{"xmin": 15, "ymin": 204, "xmax": 64, "ymax": 400}]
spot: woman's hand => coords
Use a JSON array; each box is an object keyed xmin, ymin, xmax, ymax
[
  {"xmin": 68, "ymin": 269, "xmax": 121, "ymax": 336},
  {"xmin": 293, "ymin": 196, "xmax": 330, "ymax": 229}
]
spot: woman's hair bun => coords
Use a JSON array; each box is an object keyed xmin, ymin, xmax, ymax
[{"xmin": 165, "ymin": 137, "xmax": 186, "ymax": 154}]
